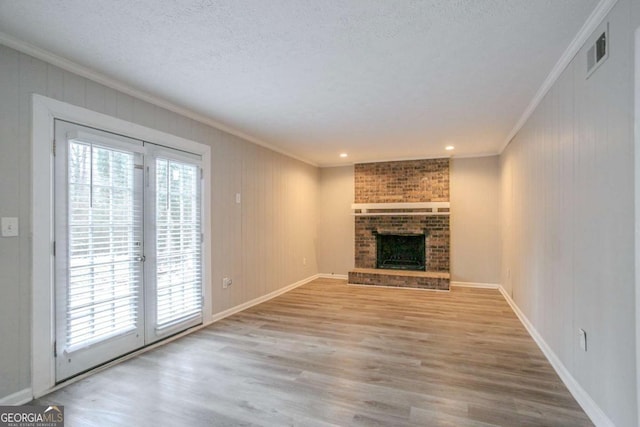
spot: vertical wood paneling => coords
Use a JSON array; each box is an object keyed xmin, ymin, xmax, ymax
[
  {"xmin": 62, "ymin": 71, "xmax": 85, "ymax": 106},
  {"xmin": 263, "ymin": 150, "xmax": 274, "ymax": 292},
  {"xmin": 500, "ymin": 2, "xmax": 636, "ymax": 424},
  {"xmin": 85, "ymin": 80, "xmax": 106, "ymax": 114},
  {"xmin": 103, "ymin": 87, "xmax": 118, "ymax": 117},
  {"xmin": 557, "ymin": 65, "xmax": 575, "ymax": 372},
  {"xmin": 153, "ymin": 106, "xmax": 172, "ymax": 135},
  {"xmin": 45, "ymin": 64, "xmax": 63, "ymax": 100},
  {"xmin": 210, "ymin": 133, "xmax": 237, "ymax": 312},
  {"xmin": 175, "ymin": 116, "xmax": 192, "ymax": 140},
  {"xmin": 273, "ymin": 154, "xmax": 285, "ymax": 288},
  {"xmin": 256, "ymin": 146, "xmax": 267, "ymax": 295},
  {"xmin": 132, "ymin": 98, "xmax": 155, "ymax": 129},
  {"xmin": 18, "ymin": 53, "xmax": 47, "ymax": 387},
  {"xmin": 0, "ymin": 44, "xmax": 23, "ymax": 398},
  {"xmin": 0, "ymin": 43, "xmax": 320, "ymax": 402},
  {"xmin": 115, "ymin": 92, "xmax": 134, "ymax": 121},
  {"xmin": 241, "ymin": 144, "xmax": 256, "ymax": 300},
  {"xmin": 230, "ymin": 137, "xmax": 244, "ymax": 306}
]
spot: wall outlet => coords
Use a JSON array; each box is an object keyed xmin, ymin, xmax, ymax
[
  {"xmin": 1, "ymin": 217, "xmax": 19, "ymax": 237},
  {"xmin": 222, "ymin": 277, "xmax": 232, "ymax": 289},
  {"xmin": 303, "ymin": 257, "xmax": 307, "ymax": 266},
  {"xmin": 579, "ymin": 328, "xmax": 587, "ymax": 352}
]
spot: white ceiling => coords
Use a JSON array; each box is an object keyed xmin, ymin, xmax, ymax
[{"xmin": 0, "ymin": 0, "xmax": 599, "ymax": 166}]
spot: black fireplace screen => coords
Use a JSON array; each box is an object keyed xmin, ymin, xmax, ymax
[{"xmin": 376, "ymin": 233, "xmax": 426, "ymax": 271}]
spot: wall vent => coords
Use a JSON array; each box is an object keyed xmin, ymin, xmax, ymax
[{"xmin": 586, "ymin": 23, "xmax": 608, "ymax": 78}]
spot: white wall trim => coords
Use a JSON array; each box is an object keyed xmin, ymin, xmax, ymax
[
  {"xmin": 0, "ymin": 32, "xmax": 316, "ymax": 168},
  {"xmin": 31, "ymin": 94, "xmax": 212, "ymax": 398},
  {"xmin": 207, "ymin": 274, "xmax": 320, "ymax": 324},
  {"xmin": 454, "ymin": 281, "xmax": 615, "ymax": 425},
  {"xmin": 0, "ymin": 388, "xmax": 33, "ymax": 405},
  {"xmin": 0, "ymin": 3, "xmax": 617, "ymax": 168},
  {"xmin": 36, "ymin": 274, "xmax": 320, "ymax": 398},
  {"xmin": 496, "ymin": 286, "xmax": 615, "ymax": 427},
  {"xmin": 450, "ymin": 281, "xmax": 500, "ymax": 289},
  {"xmin": 307, "ymin": 152, "xmax": 500, "ymax": 168},
  {"xmin": 317, "ymin": 273, "xmax": 349, "ymax": 280},
  {"xmin": 500, "ymin": 0, "xmax": 619, "ymax": 153}
]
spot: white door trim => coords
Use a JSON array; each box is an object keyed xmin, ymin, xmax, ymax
[{"xmin": 31, "ymin": 94, "xmax": 212, "ymax": 398}]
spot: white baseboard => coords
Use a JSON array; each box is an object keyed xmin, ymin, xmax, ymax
[
  {"xmin": 453, "ymin": 281, "xmax": 614, "ymax": 426},
  {"xmin": 0, "ymin": 388, "xmax": 33, "ymax": 405},
  {"xmin": 206, "ymin": 274, "xmax": 320, "ymax": 325},
  {"xmin": 496, "ymin": 286, "xmax": 614, "ymax": 427},
  {"xmin": 317, "ymin": 273, "xmax": 348, "ymax": 280},
  {"xmin": 24, "ymin": 272, "xmax": 614, "ymax": 426},
  {"xmin": 38, "ymin": 274, "xmax": 320, "ymax": 399},
  {"xmin": 450, "ymin": 281, "xmax": 500, "ymax": 289}
]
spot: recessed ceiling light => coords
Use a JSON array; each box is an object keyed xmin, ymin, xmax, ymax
[
  {"xmin": 445, "ymin": 145, "xmax": 455, "ymax": 151},
  {"xmin": 339, "ymin": 153, "xmax": 348, "ymax": 158}
]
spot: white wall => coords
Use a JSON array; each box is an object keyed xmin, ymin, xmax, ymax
[
  {"xmin": 0, "ymin": 44, "xmax": 319, "ymax": 401},
  {"xmin": 450, "ymin": 156, "xmax": 500, "ymax": 284},
  {"xmin": 317, "ymin": 166, "xmax": 354, "ymax": 276},
  {"xmin": 500, "ymin": 0, "xmax": 638, "ymax": 424}
]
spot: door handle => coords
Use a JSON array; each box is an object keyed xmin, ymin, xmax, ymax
[{"xmin": 134, "ymin": 255, "xmax": 146, "ymax": 262}]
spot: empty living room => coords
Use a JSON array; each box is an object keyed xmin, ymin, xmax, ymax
[{"xmin": 0, "ymin": 0, "xmax": 639, "ymax": 426}]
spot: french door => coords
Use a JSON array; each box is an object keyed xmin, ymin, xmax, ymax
[{"xmin": 54, "ymin": 120, "xmax": 203, "ymax": 381}]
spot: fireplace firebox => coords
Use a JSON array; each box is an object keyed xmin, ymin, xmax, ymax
[{"xmin": 376, "ymin": 233, "xmax": 426, "ymax": 271}]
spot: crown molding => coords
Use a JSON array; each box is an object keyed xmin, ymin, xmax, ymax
[
  {"xmin": 1, "ymin": 0, "xmax": 616, "ymax": 166},
  {"xmin": 0, "ymin": 31, "xmax": 317, "ymax": 167},
  {"xmin": 500, "ymin": 0, "xmax": 619, "ymax": 153},
  {"xmin": 318, "ymin": 150, "xmax": 501, "ymax": 168}
]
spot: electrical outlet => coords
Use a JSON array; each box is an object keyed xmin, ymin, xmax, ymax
[
  {"xmin": 579, "ymin": 329, "xmax": 587, "ymax": 352},
  {"xmin": 222, "ymin": 277, "xmax": 232, "ymax": 289},
  {"xmin": 1, "ymin": 217, "xmax": 19, "ymax": 237},
  {"xmin": 303, "ymin": 257, "xmax": 307, "ymax": 266}
]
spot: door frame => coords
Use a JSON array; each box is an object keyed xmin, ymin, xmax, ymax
[{"xmin": 31, "ymin": 94, "xmax": 212, "ymax": 398}]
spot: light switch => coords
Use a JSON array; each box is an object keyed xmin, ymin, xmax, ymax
[
  {"xmin": 235, "ymin": 193, "xmax": 241, "ymax": 204},
  {"xmin": 578, "ymin": 328, "xmax": 587, "ymax": 352},
  {"xmin": 1, "ymin": 217, "xmax": 19, "ymax": 237}
]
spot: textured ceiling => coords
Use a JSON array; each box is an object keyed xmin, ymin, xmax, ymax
[{"xmin": 0, "ymin": 0, "xmax": 599, "ymax": 166}]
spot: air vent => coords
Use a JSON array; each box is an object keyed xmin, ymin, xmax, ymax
[{"xmin": 586, "ymin": 23, "xmax": 608, "ymax": 78}]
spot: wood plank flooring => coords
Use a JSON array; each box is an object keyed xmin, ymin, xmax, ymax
[{"xmin": 33, "ymin": 278, "xmax": 592, "ymax": 426}]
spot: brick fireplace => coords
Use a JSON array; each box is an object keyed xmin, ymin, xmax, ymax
[{"xmin": 348, "ymin": 159, "xmax": 451, "ymax": 290}]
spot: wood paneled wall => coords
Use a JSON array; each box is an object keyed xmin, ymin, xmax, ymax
[
  {"xmin": 500, "ymin": 1, "xmax": 637, "ymax": 425},
  {"xmin": 0, "ymin": 44, "xmax": 319, "ymax": 400}
]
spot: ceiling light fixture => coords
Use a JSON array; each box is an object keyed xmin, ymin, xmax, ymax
[
  {"xmin": 445, "ymin": 145, "xmax": 455, "ymax": 151},
  {"xmin": 339, "ymin": 153, "xmax": 348, "ymax": 158}
]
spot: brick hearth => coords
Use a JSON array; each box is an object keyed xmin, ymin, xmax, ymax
[{"xmin": 348, "ymin": 268, "xmax": 450, "ymax": 290}]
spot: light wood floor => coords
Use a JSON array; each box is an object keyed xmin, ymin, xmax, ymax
[{"xmin": 33, "ymin": 278, "xmax": 592, "ymax": 426}]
